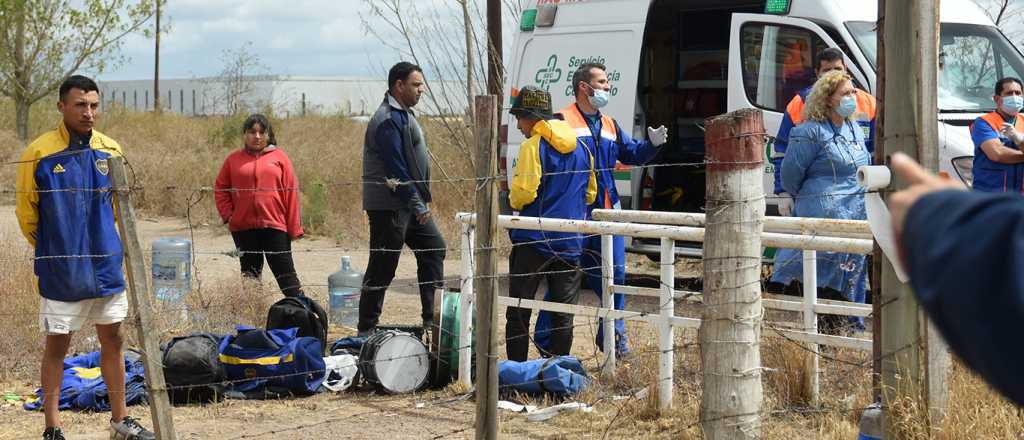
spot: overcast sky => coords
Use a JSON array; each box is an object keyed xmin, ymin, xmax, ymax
[{"xmin": 100, "ymin": 0, "xmax": 486, "ymax": 81}]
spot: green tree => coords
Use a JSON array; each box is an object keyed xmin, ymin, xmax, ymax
[{"xmin": 0, "ymin": 0, "xmax": 154, "ymax": 141}]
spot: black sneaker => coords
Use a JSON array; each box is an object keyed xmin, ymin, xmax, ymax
[
  {"xmin": 42, "ymin": 427, "xmax": 65, "ymax": 440},
  {"xmin": 110, "ymin": 416, "xmax": 155, "ymax": 440}
]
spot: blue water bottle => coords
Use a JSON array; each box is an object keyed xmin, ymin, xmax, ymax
[{"xmin": 328, "ymin": 256, "xmax": 363, "ymax": 329}]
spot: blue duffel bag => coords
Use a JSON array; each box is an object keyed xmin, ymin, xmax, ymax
[
  {"xmin": 218, "ymin": 325, "xmax": 325, "ymax": 395},
  {"xmin": 498, "ymin": 356, "xmax": 591, "ymax": 396}
]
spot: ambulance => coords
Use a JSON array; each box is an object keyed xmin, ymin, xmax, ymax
[{"xmin": 500, "ymin": 0, "xmax": 1024, "ymax": 257}]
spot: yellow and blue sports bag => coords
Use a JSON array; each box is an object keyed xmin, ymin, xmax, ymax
[{"xmin": 218, "ymin": 325, "xmax": 325, "ymax": 395}]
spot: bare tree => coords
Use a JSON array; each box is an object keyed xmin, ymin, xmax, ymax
[
  {"xmin": 974, "ymin": 0, "xmax": 1024, "ymax": 43},
  {"xmin": 0, "ymin": 0, "xmax": 155, "ymax": 141},
  {"xmin": 204, "ymin": 42, "xmax": 270, "ymax": 115}
]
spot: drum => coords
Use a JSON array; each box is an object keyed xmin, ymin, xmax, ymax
[{"xmin": 358, "ymin": 330, "xmax": 429, "ymax": 394}]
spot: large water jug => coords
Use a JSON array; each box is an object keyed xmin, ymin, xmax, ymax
[
  {"xmin": 152, "ymin": 238, "xmax": 192, "ymax": 320},
  {"xmin": 328, "ymin": 256, "xmax": 363, "ymax": 329}
]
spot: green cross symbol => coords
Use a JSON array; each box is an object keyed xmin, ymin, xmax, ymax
[{"xmin": 534, "ymin": 55, "xmax": 562, "ymax": 91}]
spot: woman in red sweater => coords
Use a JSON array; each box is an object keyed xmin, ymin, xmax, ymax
[{"xmin": 215, "ymin": 114, "xmax": 305, "ymax": 297}]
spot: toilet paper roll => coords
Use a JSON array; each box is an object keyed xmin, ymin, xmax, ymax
[{"xmin": 857, "ymin": 166, "xmax": 910, "ymax": 282}]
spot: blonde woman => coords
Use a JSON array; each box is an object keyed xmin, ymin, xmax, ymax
[{"xmin": 770, "ymin": 70, "xmax": 871, "ymax": 333}]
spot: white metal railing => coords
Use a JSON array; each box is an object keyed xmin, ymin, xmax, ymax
[{"xmin": 455, "ymin": 212, "xmax": 874, "ymax": 409}]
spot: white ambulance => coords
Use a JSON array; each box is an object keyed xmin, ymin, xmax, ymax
[{"xmin": 500, "ymin": 0, "xmax": 1024, "ymax": 257}]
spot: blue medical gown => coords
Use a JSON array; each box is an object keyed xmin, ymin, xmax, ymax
[{"xmin": 771, "ymin": 119, "xmax": 870, "ymax": 307}]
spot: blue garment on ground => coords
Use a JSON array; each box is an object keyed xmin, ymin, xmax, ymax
[
  {"xmin": 770, "ymin": 119, "xmax": 870, "ymax": 327},
  {"xmin": 534, "ymin": 234, "xmax": 628, "ymax": 354},
  {"xmin": 24, "ymin": 351, "xmax": 147, "ymax": 412},
  {"xmin": 904, "ymin": 189, "xmax": 1024, "ymax": 406},
  {"xmin": 497, "ymin": 356, "xmax": 590, "ymax": 396},
  {"xmin": 219, "ymin": 325, "xmax": 325, "ymax": 395},
  {"xmin": 330, "ymin": 336, "xmax": 367, "ymax": 355}
]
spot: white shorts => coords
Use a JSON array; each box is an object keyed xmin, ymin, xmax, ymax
[{"xmin": 39, "ymin": 292, "xmax": 128, "ymax": 335}]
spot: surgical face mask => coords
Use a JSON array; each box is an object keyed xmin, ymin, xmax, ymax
[
  {"xmin": 585, "ymin": 83, "xmax": 609, "ymax": 109},
  {"xmin": 1000, "ymin": 95, "xmax": 1024, "ymax": 115},
  {"xmin": 836, "ymin": 95, "xmax": 857, "ymax": 118}
]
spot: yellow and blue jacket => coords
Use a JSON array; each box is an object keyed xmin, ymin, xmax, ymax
[
  {"xmin": 510, "ymin": 119, "xmax": 597, "ymax": 260},
  {"xmin": 15, "ymin": 123, "xmax": 126, "ymax": 301}
]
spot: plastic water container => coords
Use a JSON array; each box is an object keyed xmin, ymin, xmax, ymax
[
  {"xmin": 328, "ymin": 256, "xmax": 363, "ymax": 329},
  {"xmin": 857, "ymin": 402, "xmax": 883, "ymax": 440},
  {"xmin": 151, "ymin": 238, "xmax": 192, "ymax": 320}
]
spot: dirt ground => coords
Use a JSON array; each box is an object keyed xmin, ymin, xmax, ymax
[{"xmin": 1, "ymin": 210, "xmax": 700, "ymax": 439}]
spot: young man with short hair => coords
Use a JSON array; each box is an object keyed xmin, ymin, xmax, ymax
[{"xmin": 16, "ymin": 75, "xmax": 154, "ymax": 440}]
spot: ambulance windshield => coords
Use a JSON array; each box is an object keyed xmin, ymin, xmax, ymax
[{"xmin": 847, "ymin": 20, "xmax": 1024, "ymax": 112}]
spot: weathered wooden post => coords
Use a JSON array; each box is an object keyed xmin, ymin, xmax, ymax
[
  {"xmin": 877, "ymin": 0, "xmax": 950, "ymax": 435},
  {"xmin": 473, "ymin": 95, "xmax": 499, "ymax": 440},
  {"xmin": 700, "ymin": 108, "xmax": 765, "ymax": 439},
  {"xmin": 110, "ymin": 157, "xmax": 176, "ymax": 440}
]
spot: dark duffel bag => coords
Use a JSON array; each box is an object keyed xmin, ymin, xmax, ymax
[{"xmin": 161, "ymin": 333, "xmax": 226, "ymax": 404}]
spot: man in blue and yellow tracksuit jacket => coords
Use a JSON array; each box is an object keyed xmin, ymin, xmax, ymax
[
  {"xmin": 773, "ymin": 48, "xmax": 876, "ymax": 213},
  {"xmin": 505, "ymin": 86, "xmax": 597, "ymax": 361},
  {"xmin": 534, "ymin": 62, "xmax": 668, "ymax": 356},
  {"xmin": 16, "ymin": 75, "xmax": 154, "ymax": 440}
]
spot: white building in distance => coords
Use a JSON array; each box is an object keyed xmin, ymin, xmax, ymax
[{"xmin": 97, "ymin": 76, "xmax": 469, "ymax": 117}]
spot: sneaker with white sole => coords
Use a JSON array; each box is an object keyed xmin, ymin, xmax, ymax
[{"xmin": 109, "ymin": 416, "xmax": 155, "ymax": 440}]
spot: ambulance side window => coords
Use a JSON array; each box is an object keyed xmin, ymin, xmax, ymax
[{"xmin": 740, "ymin": 23, "xmax": 830, "ymax": 112}]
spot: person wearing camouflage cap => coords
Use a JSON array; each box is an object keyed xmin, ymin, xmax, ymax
[{"xmin": 504, "ymin": 85, "xmax": 597, "ymax": 361}]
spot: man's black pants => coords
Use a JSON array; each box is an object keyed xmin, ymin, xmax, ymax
[
  {"xmin": 358, "ymin": 209, "xmax": 446, "ymax": 332},
  {"xmin": 231, "ymin": 228, "xmax": 303, "ymax": 297},
  {"xmin": 505, "ymin": 244, "xmax": 581, "ymax": 362}
]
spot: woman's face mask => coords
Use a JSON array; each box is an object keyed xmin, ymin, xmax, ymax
[{"xmin": 836, "ymin": 95, "xmax": 858, "ymax": 118}]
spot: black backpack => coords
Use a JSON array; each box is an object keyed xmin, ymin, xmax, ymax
[
  {"xmin": 266, "ymin": 295, "xmax": 328, "ymax": 354},
  {"xmin": 160, "ymin": 333, "xmax": 226, "ymax": 404}
]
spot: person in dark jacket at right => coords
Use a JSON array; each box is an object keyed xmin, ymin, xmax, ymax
[
  {"xmin": 358, "ymin": 62, "xmax": 446, "ymax": 336},
  {"xmin": 889, "ymin": 151, "xmax": 1024, "ymax": 406}
]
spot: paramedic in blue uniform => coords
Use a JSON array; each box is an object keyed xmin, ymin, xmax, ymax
[
  {"xmin": 889, "ymin": 152, "xmax": 1024, "ymax": 406},
  {"xmin": 533, "ymin": 62, "xmax": 668, "ymax": 356},
  {"xmin": 773, "ymin": 47, "xmax": 876, "ymax": 216},
  {"xmin": 16, "ymin": 75, "xmax": 154, "ymax": 440},
  {"xmin": 969, "ymin": 77, "xmax": 1024, "ymax": 193},
  {"xmin": 770, "ymin": 70, "xmax": 871, "ymax": 334},
  {"xmin": 505, "ymin": 86, "xmax": 597, "ymax": 361}
]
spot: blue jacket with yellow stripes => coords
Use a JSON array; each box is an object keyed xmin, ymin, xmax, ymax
[
  {"xmin": 15, "ymin": 123, "xmax": 125, "ymax": 302},
  {"xmin": 509, "ymin": 119, "xmax": 597, "ymax": 260}
]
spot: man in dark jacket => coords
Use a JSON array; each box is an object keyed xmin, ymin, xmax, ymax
[
  {"xmin": 359, "ymin": 62, "xmax": 446, "ymax": 335},
  {"xmin": 890, "ymin": 152, "xmax": 1024, "ymax": 406}
]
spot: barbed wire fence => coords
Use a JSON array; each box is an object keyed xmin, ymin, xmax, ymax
[{"xmin": 0, "ymin": 112, "xmax": 906, "ymax": 439}]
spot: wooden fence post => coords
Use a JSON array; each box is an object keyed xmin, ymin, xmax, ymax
[
  {"xmin": 109, "ymin": 157, "xmax": 176, "ymax": 440},
  {"xmin": 700, "ymin": 109, "xmax": 765, "ymax": 439},
  {"xmin": 877, "ymin": 0, "xmax": 949, "ymax": 434},
  {"xmin": 472, "ymin": 95, "xmax": 499, "ymax": 440}
]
